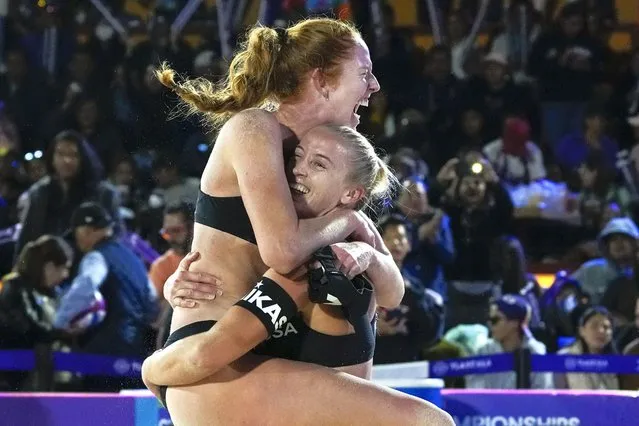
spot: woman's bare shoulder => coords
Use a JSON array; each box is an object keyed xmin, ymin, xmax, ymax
[{"xmin": 222, "ymin": 108, "xmax": 281, "ymax": 139}]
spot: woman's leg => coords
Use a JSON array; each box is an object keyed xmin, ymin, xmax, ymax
[{"xmin": 167, "ymin": 354, "xmax": 453, "ymax": 426}]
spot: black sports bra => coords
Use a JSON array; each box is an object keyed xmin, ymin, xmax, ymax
[{"xmin": 195, "ymin": 189, "xmax": 257, "ymax": 245}]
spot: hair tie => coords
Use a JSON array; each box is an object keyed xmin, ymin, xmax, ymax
[{"xmin": 275, "ymin": 27, "xmax": 289, "ymax": 47}]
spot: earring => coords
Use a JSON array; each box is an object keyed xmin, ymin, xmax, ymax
[{"xmin": 323, "ymin": 91, "xmax": 329, "ymax": 100}]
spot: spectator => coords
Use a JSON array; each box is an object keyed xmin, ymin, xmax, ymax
[
  {"xmin": 149, "ymin": 202, "xmax": 194, "ymax": 297},
  {"xmin": 386, "ymin": 148, "xmax": 429, "ymax": 183},
  {"xmin": 150, "ymin": 202, "xmax": 195, "ymax": 347},
  {"xmin": 483, "ymin": 116, "xmax": 546, "ymax": 184},
  {"xmin": 466, "ymin": 295, "xmax": 552, "ymax": 389},
  {"xmin": 378, "ymin": 109, "xmax": 428, "ymax": 159},
  {"xmin": 602, "ymin": 272, "xmax": 639, "ymax": 327},
  {"xmin": 414, "ymin": 45, "xmax": 462, "ymax": 147},
  {"xmin": 447, "ymin": 12, "xmax": 478, "ymax": 81},
  {"xmin": 0, "ymin": 235, "xmax": 73, "ymax": 390},
  {"xmin": 555, "ymin": 306, "xmax": 619, "ymax": 390},
  {"xmin": 360, "ymin": 90, "xmax": 395, "ymax": 143},
  {"xmin": 374, "ymin": 215, "xmax": 445, "ymax": 364},
  {"xmin": 0, "ymin": 47, "xmax": 50, "ymax": 151},
  {"xmin": 431, "ymin": 154, "xmax": 514, "ymax": 327},
  {"xmin": 572, "ymin": 217, "xmax": 639, "ymax": 304},
  {"xmin": 489, "ymin": 0, "xmax": 541, "ymax": 82},
  {"xmin": 576, "ymin": 153, "xmax": 631, "ymax": 233},
  {"xmin": 108, "ymin": 154, "xmax": 146, "ymax": 226},
  {"xmin": 529, "ymin": 2, "xmax": 604, "ymax": 147},
  {"xmin": 562, "ymin": 201, "xmax": 623, "ymax": 265},
  {"xmin": 614, "ymin": 297, "xmax": 639, "ymax": 353},
  {"xmin": 392, "ymin": 176, "xmax": 454, "ymax": 299},
  {"xmin": 619, "ymin": 336, "xmax": 639, "ymax": 390},
  {"xmin": 54, "ymin": 203, "xmax": 158, "ymax": 391},
  {"xmin": 127, "ymin": 14, "xmax": 193, "ymax": 84},
  {"xmin": 555, "ymin": 105, "xmax": 618, "ymax": 173},
  {"xmin": 491, "ymin": 236, "xmax": 543, "ymax": 330},
  {"xmin": 70, "ymin": 96, "xmax": 124, "ymax": 168},
  {"xmin": 149, "ymin": 155, "xmax": 200, "ymax": 209},
  {"xmin": 463, "ymin": 53, "xmax": 535, "ymax": 141},
  {"xmin": 16, "ymin": 130, "xmax": 122, "ymax": 256},
  {"xmin": 540, "ymin": 271, "xmax": 591, "ymax": 352},
  {"xmin": 442, "ymin": 106, "xmax": 487, "ymax": 170}
]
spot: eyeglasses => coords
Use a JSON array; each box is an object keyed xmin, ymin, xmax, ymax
[
  {"xmin": 159, "ymin": 226, "xmax": 186, "ymax": 240},
  {"xmin": 488, "ymin": 316, "xmax": 504, "ymax": 325}
]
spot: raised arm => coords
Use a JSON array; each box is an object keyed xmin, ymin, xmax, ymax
[
  {"xmin": 331, "ymin": 241, "xmax": 404, "ymax": 309},
  {"xmin": 223, "ymin": 110, "xmax": 374, "ymax": 273},
  {"xmin": 330, "ymin": 213, "xmax": 404, "ymax": 308},
  {"xmin": 143, "ymin": 269, "xmax": 309, "ymax": 387}
]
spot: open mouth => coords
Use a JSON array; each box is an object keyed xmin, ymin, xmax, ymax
[
  {"xmin": 289, "ymin": 182, "xmax": 309, "ymax": 195},
  {"xmin": 353, "ymin": 98, "xmax": 369, "ymax": 120}
]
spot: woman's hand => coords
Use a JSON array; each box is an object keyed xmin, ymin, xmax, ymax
[
  {"xmin": 348, "ymin": 211, "xmax": 378, "ymax": 250},
  {"xmin": 164, "ymin": 252, "xmax": 224, "ymax": 309},
  {"xmin": 330, "ymin": 241, "xmax": 376, "ymax": 279},
  {"xmin": 436, "ymin": 158, "xmax": 459, "ymax": 186},
  {"xmin": 418, "ymin": 209, "xmax": 444, "ymax": 243}
]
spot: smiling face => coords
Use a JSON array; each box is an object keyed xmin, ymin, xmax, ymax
[
  {"xmin": 286, "ymin": 126, "xmax": 365, "ymax": 218},
  {"xmin": 325, "ymin": 37, "xmax": 380, "ymax": 128}
]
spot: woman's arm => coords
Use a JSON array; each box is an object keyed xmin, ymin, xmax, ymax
[
  {"xmin": 143, "ymin": 269, "xmax": 309, "ymax": 387},
  {"xmin": 331, "ymin": 242, "xmax": 404, "ymax": 308},
  {"xmin": 222, "ymin": 110, "xmax": 374, "ymax": 274},
  {"xmin": 143, "ymin": 305, "xmax": 272, "ymax": 386}
]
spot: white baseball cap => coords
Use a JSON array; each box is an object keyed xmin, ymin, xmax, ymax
[{"xmin": 628, "ymin": 114, "xmax": 639, "ymax": 127}]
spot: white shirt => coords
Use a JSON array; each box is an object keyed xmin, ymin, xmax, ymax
[
  {"xmin": 466, "ymin": 336, "xmax": 553, "ymax": 389},
  {"xmin": 483, "ymin": 138, "xmax": 546, "ymax": 183}
]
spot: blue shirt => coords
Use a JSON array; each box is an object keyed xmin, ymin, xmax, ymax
[
  {"xmin": 554, "ymin": 133, "xmax": 618, "ymax": 171},
  {"xmin": 54, "ymin": 250, "xmax": 157, "ymax": 329}
]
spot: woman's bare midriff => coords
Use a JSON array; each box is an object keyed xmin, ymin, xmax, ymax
[{"xmin": 169, "ymin": 223, "xmax": 268, "ymax": 333}]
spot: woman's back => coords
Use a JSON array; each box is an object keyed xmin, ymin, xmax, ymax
[{"xmin": 169, "ymin": 113, "xmax": 273, "ymax": 332}]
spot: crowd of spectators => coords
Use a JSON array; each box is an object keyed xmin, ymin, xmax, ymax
[{"xmin": 0, "ymin": 0, "xmax": 638, "ymax": 393}]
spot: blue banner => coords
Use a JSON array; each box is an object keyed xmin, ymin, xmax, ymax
[
  {"xmin": 1, "ymin": 349, "xmax": 639, "ymax": 378},
  {"xmin": 54, "ymin": 352, "xmax": 142, "ymax": 377},
  {"xmin": 429, "ymin": 353, "xmax": 514, "ymax": 377},
  {"xmin": 531, "ymin": 354, "xmax": 639, "ymax": 374},
  {"xmin": 444, "ymin": 389, "xmax": 639, "ymax": 426},
  {"xmin": 0, "ymin": 349, "xmax": 35, "ymax": 371},
  {"xmin": 0, "ymin": 350, "xmax": 142, "ymax": 377}
]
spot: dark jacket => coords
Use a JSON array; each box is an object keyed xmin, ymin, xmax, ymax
[
  {"xmin": 374, "ymin": 273, "xmax": 445, "ymax": 364},
  {"xmin": 528, "ymin": 31, "xmax": 603, "ymax": 102},
  {"xmin": 16, "ymin": 177, "xmax": 122, "ymax": 256},
  {"xmin": 429, "ymin": 181, "xmax": 514, "ymax": 282},
  {"xmin": 78, "ymin": 239, "xmax": 158, "ymax": 358},
  {"xmin": 0, "ymin": 274, "xmax": 61, "ymax": 349}
]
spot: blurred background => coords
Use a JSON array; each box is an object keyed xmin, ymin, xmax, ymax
[{"xmin": 0, "ymin": 0, "xmax": 639, "ymax": 395}]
